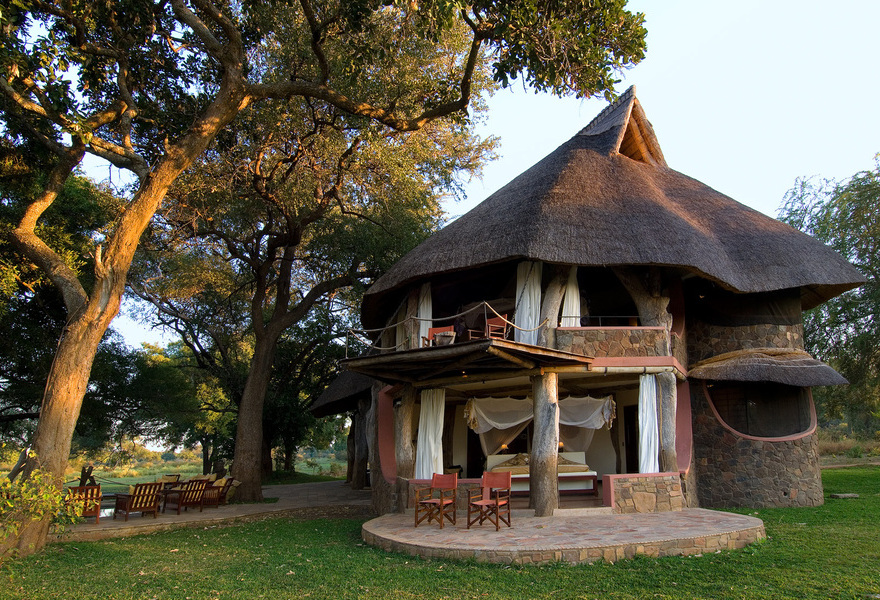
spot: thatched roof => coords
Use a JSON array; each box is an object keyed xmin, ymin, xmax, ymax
[
  {"xmin": 362, "ymin": 87, "xmax": 864, "ymax": 328},
  {"xmin": 309, "ymin": 371, "xmax": 373, "ymax": 418},
  {"xmin": 688, "ymin": 349, "xmax": 847, "ymax": 387}
]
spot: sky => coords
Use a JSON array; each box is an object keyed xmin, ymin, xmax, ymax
[{"xmin": 116, "ymin": 0, "xmax": 880, "ymax": 346}]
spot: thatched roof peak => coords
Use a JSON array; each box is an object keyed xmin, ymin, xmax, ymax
[{"xmin": 361, "ymin": 89, "xmax": 864, "ymax": 329}]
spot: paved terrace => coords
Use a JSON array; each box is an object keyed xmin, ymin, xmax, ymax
[
  {"xmin": 53, "ymin": 481, "xmax": 373, "ymax": 543},
  {"xmin": 55, "ymin": 481, "xmax": 766, "ymax": 567}
]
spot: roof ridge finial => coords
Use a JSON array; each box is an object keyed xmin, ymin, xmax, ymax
[{"xmin": 578, "ymin": 85, "xmax": 637, "ymax": 136}]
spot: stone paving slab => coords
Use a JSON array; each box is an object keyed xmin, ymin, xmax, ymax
[
  {"xmin": 362, "ymin": 508, "xmax": 766, "ymax": 565},
  {"xmin": 53, "ymin": 481, "xmax": 373, "ymax": 543}
]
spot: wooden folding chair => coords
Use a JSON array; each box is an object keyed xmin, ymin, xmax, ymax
[
  {"xmin": 467, "ymin": 471, "xmax": 512, "ymax": 531},
  {"xmin": 414, "ymin": 473, "xmax": 458, "ymax": 528}
]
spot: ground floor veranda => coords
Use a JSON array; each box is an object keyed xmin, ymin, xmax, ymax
[{"xmin": 55, "ymin": 480, "xmax": 766, "ymax": 567}]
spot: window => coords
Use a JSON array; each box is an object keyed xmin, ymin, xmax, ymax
[{"xmin": 706, "ymin": 381, "xmax": 813, "ymax": 438}]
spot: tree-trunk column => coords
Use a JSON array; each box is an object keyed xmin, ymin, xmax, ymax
[
  {"xmin": 530, "ymin": 371, "xmax": 559, "ymax": 517},
  {"xmin": 657, "ymin": 372, "xmax": 678, "ymax": 473},
  {"xmin": 395, "ymin": 385, "xmax": 416, "ymax": 479},
  {"xmin": 350, "ymin": 397, "xmax": 370, "ymax": 490}
]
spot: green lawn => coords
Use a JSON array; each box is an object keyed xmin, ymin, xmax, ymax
[{"xmin": 2, "ymin": 467, "xmax": 879, "ymax": 600}]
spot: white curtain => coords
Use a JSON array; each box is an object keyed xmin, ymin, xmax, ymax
[
  {"xmin": 417, "ymin": 282, "xmax": 432, "ymax": 345},
  {"xmin": 466, "ymin": 395, "xmax": 614, "ymax": 456},
  {"xmin": 465, "ymin": 396, "xmax": 534, "ymax": 433},
  {"xmin": 415, "ymin": 388, "xmax": 445, "ymax": 478},
  {"xmin": 515, "ymin": 261, "xmax": 543, "ymax": 344},
  {"xmin": 558, "ymin": 395, "xmax": 615, "ymax": 429},
  {"xmin": 395, "ymin": 305, "xmax": 407, "ymax": 350},
  {"xmin": 560, "ymin": 267, "xmax": 581, "ymax": 327},
  {"xmin": 478, "ymin": 422, "xmax": 531, "ymax": 458},
  {"xmin": 559, "ymin": 424, "xmax": 595, "ymax": 455},
  {"xmin": 638, "ymin": 374, "xmax": 660, "ymax": 473}
]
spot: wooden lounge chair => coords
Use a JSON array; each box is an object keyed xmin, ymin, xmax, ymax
[
  {"xmin": 163, "ymin": 479, "xmax": 208, "ymax": 514},
  {"xmin": 414, "ymin": 473, "xmax": 457, "ymax": 528},
  {"xmin": 467, "ymin": 471, "xmax": 512, "ymax": 531},
  {"xmin": 202, "ymin": 477, "xmax": 236, "ymax": 508},
  {"xmin": 113, "ymin": 482, "xmax": 162, "ymax": 521},
  {"xmin": 68, "ymin": 485, "xmax": 102, "ymax": 523}
]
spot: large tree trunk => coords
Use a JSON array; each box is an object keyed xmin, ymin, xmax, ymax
[
  {"xmin": 394, "ymin": 386, "xmax": 416, "ymax": 479},
  {"xmin": 350, "ymin": 398, "xmax": 370, "ymax": 490},
  {"xmin": 656, "ymin": 372, "xmax": 678, "ymax": 472},
  {"xmin": 231, "ymin": 335, "xmax": 277, "ymax": 502},
  {"xmin": 2, "ymin": 315, "xmax": 109, "ymax": 560},
  {"xmin": 530, "ymin": 371, "xmax": 560, "ymax": 517}
]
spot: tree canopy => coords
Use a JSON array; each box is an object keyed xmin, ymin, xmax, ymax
[
  {"xmin": 779, "ymin": 156, "xmax": 880, "ymax": 435},
  {"xmin": 0, "ymin": 0, "xmax": 647, "ymax": 557}
]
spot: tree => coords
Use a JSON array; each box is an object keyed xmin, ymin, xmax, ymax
[
  {"xmin": 1, "ymin": 0, "xmax": 646, "ymax": 556},
  {"xmin": 778, "ymin": 156, "xmax": 880, "ymax": 435}
]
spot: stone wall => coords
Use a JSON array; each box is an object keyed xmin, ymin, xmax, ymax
[
  {"xmin": 603, "ymin": 473, "xmax": 685, "ymax": 514},
  {"xmin": 556, "ymin": 327, "xmax": 669, "ymax": 358},
  {"xmin": 687, "ymin": 321, "xmax": 804, "ymax": 364},
  {"xmin": 690, "ymin": 385, "xmax": 823, "ymax": 508}
]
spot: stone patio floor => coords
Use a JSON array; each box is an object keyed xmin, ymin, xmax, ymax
[
  {"xmin": 362, "ymin": 507, "xmax": 766, "ymax": 565},
  {"xmin": 55, "ymin": 480, "xmax": 766, "ymax": 567}
]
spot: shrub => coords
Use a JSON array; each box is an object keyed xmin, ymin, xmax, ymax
[
  {"xmin": 0, "ymin": 464, "xmax": 82, "ymax": 557},
  {"xmin": 846, "ymin": 445, "xmax": 865, "ymax": 459}
]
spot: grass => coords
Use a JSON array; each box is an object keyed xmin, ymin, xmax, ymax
[{"xmin": 2, "ymin": 467, "xmax": 879, "ymax": 599}]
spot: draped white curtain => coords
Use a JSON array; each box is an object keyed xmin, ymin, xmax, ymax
[
  {"xmin": 415, "ymin": 388, "xmax": 445, "ymax": 478},
  {"xmin": 465, "ymin": 395, "xmax": 614, "ymax": 456},
  {"xmin": 560, "ymin": 267, "xmax": 581, "ymax": 327},
  {"xmin": 638, "ymin": 374, "xmax": 660, "ymax": 473},
  {"xmin": 417, "ymin": 282, "xmax": 432, "ymax": 345},
  {"xmin": 515, "ymin": 261, "xmax": 543, "ymax": 344}
]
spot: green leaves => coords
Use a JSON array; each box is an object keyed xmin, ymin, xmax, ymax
[{"xmin": 779, "ymin": 156, "xmax": 880, "ymax": 434}]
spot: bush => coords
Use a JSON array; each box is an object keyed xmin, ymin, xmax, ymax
[
  {"xmin": 846, "ymin": 445, "xmax": 865, "ymax": 459},
  {"xmin": 0, "ymin": 465, "xmax": 81, "ymax": 555}
]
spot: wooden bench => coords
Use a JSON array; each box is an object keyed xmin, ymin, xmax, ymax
[
  {"xmin": 163, "ymin": 479, "xmax": 208, "ymax": 514},
  {"xmin": 113, "ymin": 482, "xmax": 162, "ymax": 521},
  {"xmin": 68, "ymin": 485, "xmax": 102, "ymax": 523},
  {"xmin": 203, "ymin": 478, "xmax": 236, "ymax": 508}
]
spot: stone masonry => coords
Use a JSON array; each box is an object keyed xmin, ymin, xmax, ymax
[
  {"xmin": 690, "ymin": 385, "xmax": 823, "ymax": 508},
  {"xmin": 606, "ymin": 474, "xmax": 685, "ymax": 514},
  {"xmin": 688, "ymin": 321, "xmax": 804, "ymax": 364},
  {"xmin": 556, "ymin": 327, "xmax": 669, "ymax": 358}
]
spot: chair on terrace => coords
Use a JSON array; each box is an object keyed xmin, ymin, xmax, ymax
[
  {"xmin": 414, "ymin": 473, "xmax": 457, "ymax": 528},
  {"xmin": 468, "ymin": 314, "xmax": 509, "ymax": 340},
  {"xmin": 68, "ymin": 485, "xmax": 102, "ymax": 523},
  {"xmin": 113, "ymin": 482, "xmax": 162, "ymax": 521},
  {"xmin": 467, "ymin": 471, "xmax": 511, "ymax": 531},
  {"xmin": 203, "ymin": 477, "xmax": 236, "ymax": 508},
  {"xmin": 163, "ymin": 479, "xmax": 208, "ymax": 514},
  {"xmin": 421, "ymin": 326, "xmax": 455, "ymax": 347}
]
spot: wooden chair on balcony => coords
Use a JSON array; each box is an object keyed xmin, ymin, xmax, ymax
[
  {"xmin": 68, "ymin": 485, "xmax": 102, "ymax": 523},
  {"xmin": 163, "ymin": 479, "xmax": 208, "ymax": 514},
  {"xmin": 468, "ymin": 314, "xmax": 509, "ymax": 340},
  {"xmin": 421, "ymin": 326, "xmax": 456, "ymax": 347},
  {"xmin": 414, "ymin": 473, "xmax": 458, "ymax": 528},
  {"xmin": 467, "ymin": 471, "xmax": 511, "ymax": 531},
  {"xmin": 113, "ymin": 482, "xmax": 162, "ymax": 521}
]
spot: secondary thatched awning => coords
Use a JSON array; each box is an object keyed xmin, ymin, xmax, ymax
[
  {"xmin": 340, "ymin": 338, "xmax": 593, "ymax": 388},
  {"xmin": 361, "ymin": 87, "xmax": 864, "ymax": 329},
  {"xmin": 688, "ymin": 349, "xmax": 847, "ymax": 387},
  {"xmin": 309, "ymin": 371, "xmax": 374, "ymax": 418}
]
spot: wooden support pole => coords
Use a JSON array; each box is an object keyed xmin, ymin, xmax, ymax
[
  {"xmin": 530, "ymin": 370, "xmax": 559, "ymax": 517},
  {"xmin": 656, "ymin": 371, "xmax": 678, "ymax": 473},
  {"xmin": 350, "ymin": 396, "xmax": 370, "ymax": 490},
  {"xmin": 395, "ymin": 385, "xmax": 416, "ymax": 479}
]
